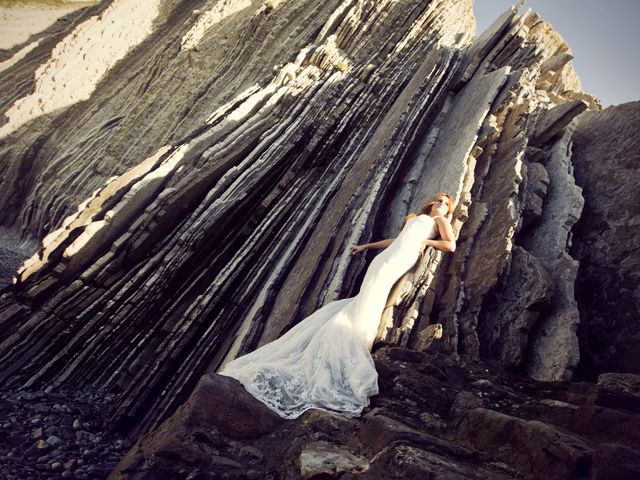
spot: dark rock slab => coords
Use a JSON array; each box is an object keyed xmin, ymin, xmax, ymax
[
  {"xmin": 571, "ymin": 102, "xmax": 640, "ymax": 378},
  {"xmin": 359, "ymin": 412, "xmax": 474, "ymax": 459},
  {"xmin": 592, "ymin": 443, "xmax": 640, "ymax": 480},
  {"xmin": 478, "ymin": 246, "xmax": 554, "ymax": 368},
  {"xmin": 530, "ymin": 99, "xmax": 588, "ymax": 147},
  {"xmin": 456, "ymin": 407, "xmax": 593, "ymax": 480},
  {"xmin": 110, "ymin": 374, "xmax": 282, "ymax": 479}
]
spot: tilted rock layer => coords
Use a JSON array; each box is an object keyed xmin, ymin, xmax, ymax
[{"xmin": 0, "ymin": 0, "xmax": 638, "ymax": 477}]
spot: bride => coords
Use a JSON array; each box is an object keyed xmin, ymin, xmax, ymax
[{"xmin": 220, "ymin": 193, "xmax": 456, "ymax": 419}]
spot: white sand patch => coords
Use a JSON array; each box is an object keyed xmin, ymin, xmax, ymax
[
  {"xmin": 181, "ymin": 0, "xmax": 252, "ymax": 51},
  {"xmin": 0, "ymin": 0, "xmax": 161, "ymax": 139},
  {"xmin": 0, "ymin": 38, "xmax": 43, "ymax": 73},
  {"xmin": 0, "ymin": 4, "xmax": 85, "ymax": 50}
]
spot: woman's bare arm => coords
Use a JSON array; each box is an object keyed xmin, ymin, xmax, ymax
[
  {"xmin": 420, "ymin": 217, "xmax": 456, "ymax": 254},
  {"xmin": 351, "ymin": 238, "xmax": 395, "ymax": 253}
]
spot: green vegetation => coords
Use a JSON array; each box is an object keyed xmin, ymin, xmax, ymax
[
  {"xmin": 333, "ymin": 61, "xmax": 351, "ymax": 73},
  {"xmin": 263, "ymin": 0, "xmax": 274, "ymax": 14}
]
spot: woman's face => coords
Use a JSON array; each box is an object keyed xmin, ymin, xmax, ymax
[{"xmin": 431, "ymin": 195, "xmax": 450, "ymax": 215}]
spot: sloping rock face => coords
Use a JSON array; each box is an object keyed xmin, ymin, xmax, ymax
[
  {"xmin": 0, "ymin": 0, "xmax": 638, "ymax": 477},
  {"xmin": 110, "ymin": 347, "xmax": 640, "ymax": 479}
]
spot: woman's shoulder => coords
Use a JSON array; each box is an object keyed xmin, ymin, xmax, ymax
[{"xmin": 433, "ymin": 215, "xmax": 451, "ymax": 224}]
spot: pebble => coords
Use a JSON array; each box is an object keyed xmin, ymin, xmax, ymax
[
  {"xmin": 33, "ymin": 403, "xmax": 51, "ymax": 413},
  {"xmin": 18, "ymin": 392, "xmax": 37, "ymax": 401},
  {"xmin": 62, "ymin": 471, "xmax": 74, "ymax": 478},
  {"xmin": 81, "ymin": 448, "xmax": 95, "ymax": 459},
  {"xmin": 47, "ymin": 435, "xmax": 64, "ymax": 447},
  {"xmin": 50, "ymin": 447, "xmax": 63, "ymax": 458},
  {"xmin": 35, "ymin": 439, "xmax": 50, "ymax": 450},
  {"xmin": 51, "ymin": 460, "xmax": 63, "ymax": 470},
  {"xmin": 77, "ymin": 430, "xmax": 98, "ymax": 444}
]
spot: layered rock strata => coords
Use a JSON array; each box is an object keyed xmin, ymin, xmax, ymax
[
  {"xmin": 0, "ymin": 4, "xmax": 636, "ymax": 475},
  {"xmin": 1, "ymin": 0, "xmax": 477, "ymax": 439}
]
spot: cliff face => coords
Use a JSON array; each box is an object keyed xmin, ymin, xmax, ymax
[
  {"xmin": 570, "ymin": 102, "xmax": 640, "ymax": 378},
  {"xmin": 0, "ymin": 0, "xmax": 638, "ymax": 478}
]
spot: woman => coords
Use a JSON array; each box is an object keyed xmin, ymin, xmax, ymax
[{"xmin": 220, "ymin": 193, "xmax": 456, "ymax": 419}]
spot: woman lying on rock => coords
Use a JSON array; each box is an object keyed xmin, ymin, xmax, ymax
[{"xmin": 220, "ymin": 193, "xmax": 456, "ymax": 418}]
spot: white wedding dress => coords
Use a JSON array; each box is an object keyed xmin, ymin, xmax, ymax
[{"xmin": 220, "ymin": 214, "xmax": 441, "ymax": 419}]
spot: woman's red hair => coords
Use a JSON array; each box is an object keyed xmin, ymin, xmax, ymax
[{"xmin": 398, "ymin": 192, "xmax": 455, "ymax": 230}]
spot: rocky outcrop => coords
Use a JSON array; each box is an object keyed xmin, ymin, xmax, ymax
[
  {"xmin": 519, "ymin": 116, "xmax": 584, "ymax": 381},
  {"xmin": 477, "ymin": 245, "xmax": 554, "ymax": 368},
  {"xmin": 0, "ymin": 0, "xmax": 638, "ymax": 477},
  {"xmin": 110, "ymin": 346, "xmax": 640, "ymax": 479},
  {"xmin": 570, "ymin": 102, "xmax": 640, "ymax": 378}
]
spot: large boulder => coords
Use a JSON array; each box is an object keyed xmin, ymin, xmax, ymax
[{"xmin": 109, "ymin": 374, "xmax": 283, "ymax": 479}]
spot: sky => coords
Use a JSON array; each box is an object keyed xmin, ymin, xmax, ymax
[{"xmin": 473, "ymin": 0, "xmax": 639, "ymax": 107}]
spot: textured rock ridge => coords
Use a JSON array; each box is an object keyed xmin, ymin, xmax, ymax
[
  {"xmin": 421, "ymin": 6, "xmax": 595, "ymax": 383},
  {"xmin": 0, "ymin": 0, "xmax": 638, "ymax": 478}
]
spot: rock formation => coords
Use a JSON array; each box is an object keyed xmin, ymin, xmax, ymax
[
  {"xmin": 110, "ymin": 347, "xmax": 640, "ymax": 479},
  {"xmin": 0, "ymin": 0, "xmax": 638, "ymax": 478},
  {"xmin": 570, "ymin": 102, "xmax": 640, "ymax": 378}
]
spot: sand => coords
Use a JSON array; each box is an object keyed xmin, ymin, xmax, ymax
[{"xmin": 0, "ymin": 3, "xmax": 86, "ymax": 50}]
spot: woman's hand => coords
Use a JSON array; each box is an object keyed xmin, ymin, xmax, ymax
[
  {"xmin": 351, "ymin": 244, "xmax": 367, "ymax": 254},
  {"xmin": 351, "ymin": 238, "xmax": 394, "ymax": 254}
]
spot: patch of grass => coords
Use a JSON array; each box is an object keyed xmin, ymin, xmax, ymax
[
  {"xmin": 333, "ymin": 60, "xmax": 351, "ymax": 73},
  {"xmin": 263, "ymin": 0, "xmax": 274, "ymax": 14}
]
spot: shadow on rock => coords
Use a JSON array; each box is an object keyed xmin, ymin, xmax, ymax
[{"xmin": 109, "ymin": 374, "xmax": 283, "ymax": 480}]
